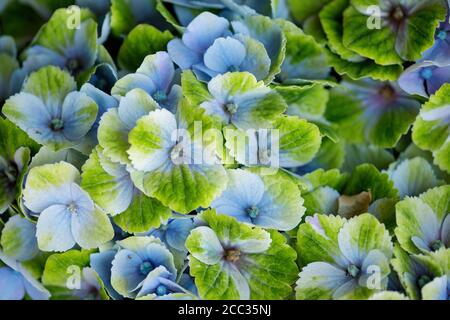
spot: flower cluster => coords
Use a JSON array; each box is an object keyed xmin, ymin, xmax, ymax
[{"xmin": 0, "ymin": 0, "xmax": 449, "ymax": 300}]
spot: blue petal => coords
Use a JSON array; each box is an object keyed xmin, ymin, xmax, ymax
[
  {"xmin": 36, "ymin": 204, "xmax": 75, "ymax": 252},
  {"xmin": 80, "ymin": 83, "xmax": 118, "ymax": 117},
  {"xmin": 182, "ymin": 12, "xmax": 230, "ymax": 53},
  {"xmin": 0, "ymin": 267, "xmax": 25, "ymax": 300},
  {"xmin": 1, "ymin": 215, "xmax": 39, "ymax": 262},
  {"xmin": 61, "ymin": 91, "xmax": 98, "ymax": 141},
  {"xmin": 111, "ymin": 249, "xmax": 145, "ymax": 297},
  {"xmin": 167, "ymin": 39, "xmax": 202, "ymax": 69},
  {"xmin": 90, "ymin": 250, "xmax": 123, "ymax": 300},
  {"xmin": 112, "ymin": 73, "xmax": 156, "ymax": 97},
  {"xmin": 203, "ymin": 37, "xmax": 246, "ymax": 74},
  {"xmin": 137, "ymin": 52, "xmax": 175, "ymax": 93},
  {"xmin": 165, "ymin": 218, "xmax": 195, "ymax": 252}
]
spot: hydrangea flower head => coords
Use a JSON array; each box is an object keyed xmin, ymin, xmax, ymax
[
  {"xmin": 110, "ymin": 236, "xmax": 177, "ymax": 298},
  {"xmin": 296, "ymin": 214, "xmax": 393, "ymax": 299},
  {"xmin": 22, "ymin": 161, "xmax": 114, "ymax": 251},
  {"xmin": 186, "ymin": 209, "xmax": 298, "ymax": 299},
  {"xmin": 22, "ymin": 8, "xmax": 99, "ymax": 78},
  {"xmin": 3, "ymin": 66, "xmax": 98, "ymax": 152},
  {"xmin": 168, "ymin": 12, "xmax": 271, "ymax": 81},
  {"xmin": 211, "ymin": 169, "xmax": 304, "ymax": 230}
]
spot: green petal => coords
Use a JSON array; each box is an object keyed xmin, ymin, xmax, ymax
[
  {"xmin": 391, "ymin": 245, "xmax": 443, "ymax": 300},
  {"xmin": 388, "ymin": 157, "xmax": 439, "ymax": 198},
  {"xmin": 113, "ymin": 192, "xmax": 171, "ymax": 233},
  {"xmin": 42, "ymin": 249, "xmax": 91, "ymax": 288},
  {"xmin": 369, "ymin": 291, "xmax": 409, "ymax": 300},
  {"xmin": 181, "ymin": 70, "xmax": 212, "ymax": 107},
  {"xmin": 343, "ymin": 163, "xmax": 398, "ymax": 202},
  {"xmin": 278, "ymin": 20, "xmax": 329, "ymax": 81},
  {"xmin": 394, "ymin": 0, "xmax": 447, "ymax": 61},
  {"xmin": 303, "ymin": 186, "xmax": 340, "ymax": 216},
  {"xmin": 320, "ymin": 0, "xmax": 361, "ymax": 61},
  {"xmin": 31, "ymin": 8, "xmax": 96, "ymax": 57},
  {"xmin": 395, "ymin": 185, "xmax": 450, "ymax": 254},
  {"xmin": 23, "ymin": 161, "xmax": 80, "ymax": 204},
  {"xmin": 297, "ymin": 214, "xmax": 345, "ymax": 266},
  {"xmin": 277, "ymin": 84, "xmax": 329, "ymax": 119},
  {"xmin": 118, "ymin": 24, "xmax": 173, "ymax": 72},
  {"xmin": 367, "ymin": 103, "xmax": 419, "ymax": 148},
  {"xmin": 30, "ymin": 146, "xmax": 87, "ymax": 171},
  {"xmin": 342, "ymin": 144, "xmax": 395, "ymax": 173},
  {"xmin": 81, "ymin": 147, "xmax": 133, "ymax": 215},
  {"xmin": 22, "ymin": 65, "xmax": 77, "ymax": 108},
  {"xmin": 338, "ymin": 213, "xmax": 393, "ymax": 260},
  {"xmin": 275, "ymin": 115, "xmax": 322, "ymax": 167},
  {"xmin": 140, "ymin": 164, "xmax": 227, "ymax": 214},
  {"xmin": 0, "ymin": 53, "xmax": 18, "ymax": 100},
  {"xmin": 0, "ymin": 118, "xmax": 39, "ymax": 160},
  {"xmin": 98, "ymin": 108, "xmax": 131, "ymax": 164},
  {"xmin": 342, "ymin": 6, "xmax": 401, "ymax": 65},
  {"xmin": 325, "ymin": 49, "xmax": 403, "ymax": 81},
  {"xmin": 412, "ymin": 84, "xmax": 450, "ymax": 173},
  {"xmin": 233, "ymin": 15, "xmax": 286, "ymax": 84}
]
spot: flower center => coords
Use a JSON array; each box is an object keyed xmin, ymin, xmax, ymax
[
  {"xmin": 430, "ymin": 240, "xmax": 444, "ymax": 251},
  {"xmin": 155, "ymin": 284, "xmax": 168, "ymax": 296},
  {"xmin": 139, "ymin": 261, "xmax": 154, "ymax": 275},
  {"xmin": 246, "ymin": 206, "xmax": 259, "ymax": 219},
  {"xmin": 153, "ymin": 90, "xmax": 167, "ymax": 102},
  {"xmin": 438, "ymin": 30, "xmax": 447, "ymax": 40},
  {"xmin": 50, "ymin": 118, "xmax": 64, "ymax": 131},
  {"xmin": 225, "ymin": 103, "xmax": 238, "ymax": 115},
  {"xmin": 228, "ymin": 65, "xmax": 240, "ymax": 72},
  {"xmin": 417, "ymin": 275, "xmax": 431, "ymax": 288},
  {"xmin": 347, "ymin": 264, "xmax": 360, "ymax": 278},
  {"xmin": 378, "ymin": 84, "xmax": 396, "ymax": 102},
  {"xmin": 66, "ymin": 58, "xmax": 80, "ymax": 73},
  {"xmin": 389, "ymin": 6, "xmax": 405, "ymax": 22},
  {"xmin": 420, "ymin": 67, "xmax": 434, "ymax": 80},
  {"xmin": 67, "ymin": 202, "xmax": 78, "ymax": 214},
  {"xmin": 224, "ymin": 249, "xmax": 241, "ymax": 263},
  {"xmin": 170, "ymin": 143, "xmax": 185, "ymax": 164}
]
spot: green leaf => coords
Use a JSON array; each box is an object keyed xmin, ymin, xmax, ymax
[
  {"xmin": 155, "ymin": 0, "xmax": 184, "ymax": 33},
  {"xmin": 118, "ymin": 24, "xmax": 173, "ymax": 72}
]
